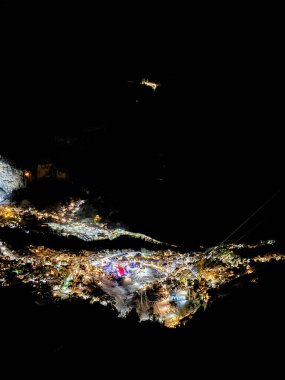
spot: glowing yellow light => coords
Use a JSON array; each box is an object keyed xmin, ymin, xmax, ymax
[
  {"xmin": 141, "ymin": 78, "xmax": 160, "ymax": 91},
  {"xmin": 94, "ymin": 215, "xmax": 102, "ymax": 223}
]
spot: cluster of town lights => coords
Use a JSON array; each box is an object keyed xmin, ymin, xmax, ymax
[{"xmin": 0, "ymin": 200, "xmax": 284, "ymax": 328}]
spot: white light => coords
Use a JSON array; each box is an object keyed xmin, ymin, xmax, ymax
[{"xmin": 0, "ymin": 156, "xmax": 23, "ymax": 202}]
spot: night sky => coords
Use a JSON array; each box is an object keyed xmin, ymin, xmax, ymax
[{"xmin": 1, "ymin": 3, "xmax": 284, "ymax": 246}]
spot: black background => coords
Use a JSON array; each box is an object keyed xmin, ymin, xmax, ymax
[
  {"xmin": 0, "ymin": 3, "xmax": 284, "ymax": 370},
  {"xmin": 1, "ymin": 11, "xmax": 283, "ymax": 247}
]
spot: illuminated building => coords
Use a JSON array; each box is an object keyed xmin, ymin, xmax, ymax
[{"xmin": 141, "ymin": 78, "xmax": 161, "ymax": 91}]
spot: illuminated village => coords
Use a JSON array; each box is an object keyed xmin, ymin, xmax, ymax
[
  {"xmin": 1, "ymin": 199, "xmax": 284, "ymax": 328},
  {"xmin": 1, "ymin": 17, "xmax": 284, "ymax": 369}
]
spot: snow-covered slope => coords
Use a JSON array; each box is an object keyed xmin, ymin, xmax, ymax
[{"xmin": 0, "ymin": 156, "xmax": 23, "ymax": 202}]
